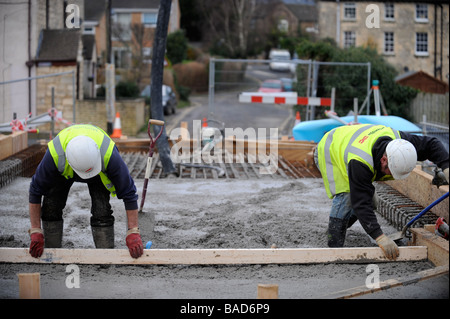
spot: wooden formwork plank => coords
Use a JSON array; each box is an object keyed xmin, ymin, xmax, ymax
[
  {"xmin": 17, "ymin": 273, "xmax": 40, "ymax": 299},
  {"xmin": 0, "ymin": 134, "xmax": 13, "ymax": 161},
  {"xmin": 323, "ymin": 264, "xmax": 449, "ymax": 299},
  {"xmin": 278, "ymin": 156, "xmax": 300, "ymax": 178},
  {"xmin": 257, "ymin": 284, "xmax": 279, "ymax": 299},
  {"xmin": 1, "ymin": 131, "xmax": 28, "ymax": 161},
  {"xmin": 410, "ymin": 228, "xmax": 449, "ymax": 267},
  {"xmin": 0, "ymin": 246, "xmax": 427, "ymax": 265}
]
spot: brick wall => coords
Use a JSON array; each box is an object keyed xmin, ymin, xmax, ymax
[
  {"xmin": 73, "ymin": 99, "xmax": 147, "ymax": 137},
  {"xmin": 35, "ymin": 65, "xmax": 78, "ymax": 118}
]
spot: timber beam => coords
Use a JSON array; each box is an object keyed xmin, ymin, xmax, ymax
[
  {"xmin": 410, "ymin": 228, "xmax": 449, "ymax": 267},
  {"xmin": 0, "ymin": 246, "xmax": 427, "ymax": 265},
  {"xmin": 323, "ymin": 264, "xmax": 449, "ymax": 299}
]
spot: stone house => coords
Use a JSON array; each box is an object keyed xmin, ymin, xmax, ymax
[
  {"xmin": 0, "ymin": 0, "xmax": 84, "ymax": 124},
  {"xmin": 253, "ymin": 1, "xmax": 319, "ymax": 51},
  {"xmin": 317, "ymin": 0, "xmax": 449, "ymax": 83},
  {"xmin": 84, "ymin": 0, "xmax": 180, "ymax": 87},
  {"xmin": 33, "ymin": 29, "xmax": 83, "ymax": 132},
  {"xmin": 274, "ymin": 2, "xmax": 319, "ymax": 37}
]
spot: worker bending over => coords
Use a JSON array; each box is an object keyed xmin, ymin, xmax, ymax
[
  {"xmin": 315, "ymin": 124, "xmax": 449, "ymax": 260},
  {"xmin": 28, "ymin": 124, "xmax": 144, "ymax": 259}
]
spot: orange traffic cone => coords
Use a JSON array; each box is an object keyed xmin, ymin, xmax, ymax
[
  {"xmin": 202, "ymin": 117, "xmax": 208, "ymax": 128},
  {"xmin": 110, "ymin": 112, "xmax": 122, "ymax": 138},
  {"xmin": 295, "ymin": 111, "xmax": 301, "ymax": 125}
]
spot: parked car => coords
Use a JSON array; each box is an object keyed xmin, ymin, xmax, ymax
[
  {"xmin": 141, "ymin": 84, "xmax": 177, "ymax": 115},
  {"xmin": 280, "ymin": 78, "xmax": 294, "ymax": 92},
  {"xmin": 269, "ymin": 49, "xmax": 291, "ymax": 71},
  {"xmin": 258, "ymin": 79, "xmax": 283, "ymax": 93}
]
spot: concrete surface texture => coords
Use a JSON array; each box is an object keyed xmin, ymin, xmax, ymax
[{"xmin": 0, "ymin": 177, "xmax": 448, "ymax": 299}]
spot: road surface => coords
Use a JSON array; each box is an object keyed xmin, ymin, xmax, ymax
[{"xmin": 164, "ymin": 91, "xmax": 296, "ymax": 139}]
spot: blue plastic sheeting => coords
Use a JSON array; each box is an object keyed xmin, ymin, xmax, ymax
[{"xmin": 292, "ymin": 115, "xmax": 422, "ymax": 143}]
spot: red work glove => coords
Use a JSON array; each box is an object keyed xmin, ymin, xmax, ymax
[
  {"xmin": 29, "ymin": 228, "xmax": 44, "ymax": 258},
  {"xmin": 126, "ymin": 228, "xmax": 144, "ymax": 258}
]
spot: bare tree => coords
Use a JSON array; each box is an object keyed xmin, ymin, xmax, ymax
[
  {"xmin": 199, "ymin": 0, "xmax": 275, "ymax": 58},
  {"xmin": 130, "ymin": 23, "xmax": 147, "ymax": 88},
  {"xmin": 199, "ymin": 0, "xmax": 257, "ymax": 57},
  {"xmin": 112, "ymin": 22, "xmax": 150, "ymax": 87}
]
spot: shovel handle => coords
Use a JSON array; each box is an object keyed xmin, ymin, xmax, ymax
[{"xmin": 149, "ymin": 119, "xmax": 164, "ymax": 126}]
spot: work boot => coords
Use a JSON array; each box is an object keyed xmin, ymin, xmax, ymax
[
  {"xmin": 327, "ymin": 217, "xmax": 347, "ymax": 247},
  {"xmin": 42, "ymin": 220, "xmax": 63, "ymax": 248},
  {"xmin": 91, "ymin": 225, "xmax": 114, "ymax": 248}
]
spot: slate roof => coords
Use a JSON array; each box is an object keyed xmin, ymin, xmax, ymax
[
  {"xmin": 285, "ymin": 4, "xmax": 318, "ymax": 22},
  {"xmin": 112, "ymin": 0, "xmax": 159, "ymax": 9},
  {"xmin": 36, "ymin": 29, "xmax": 81, "ymax": 62},
  {"xmin": 85, "ymin": 0, "xmax": 107, "ymax": 22}
]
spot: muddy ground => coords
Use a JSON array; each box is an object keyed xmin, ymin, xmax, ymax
[{"xmin": 0, "ymin": 177, "xmax": 448, "ymax": 299}]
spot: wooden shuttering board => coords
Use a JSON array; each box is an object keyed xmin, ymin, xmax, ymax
[
  {"xmin": 0, "ymin": 246, "xmax": 427, "ymax": 265},
  {"xmin": 411, "ymin": 228, "xmax": 449, "ymax": 267},
  {"xmin": 324, "ymin": 264, "xmax": 449, "ymax": 299},
  {"xmin": 0, "ymin": 131, "xmax": 28, "ymax": 161}
]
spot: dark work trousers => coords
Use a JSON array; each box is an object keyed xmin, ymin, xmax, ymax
[{"xmin": 41, "ymin": 175, "xmax": 114, "ymax": 227}]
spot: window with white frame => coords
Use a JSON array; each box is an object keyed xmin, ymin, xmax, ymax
[
  {"xmin": 142, "ymin": 47, "xmax": 152, "ymax": 63},
  {"xmin": 143, "ymin": 12, "xmax": 158, "ymax": 26},
  {"xmin": 415, "ymin": 32, "xmax": 428, "ymax": 55},
  {"xmin": 384, "ymin": 3, "xmax": 395, "ymax": 20},
  {"xmin": 113, "ymin": 47, "xmax": 131, "ymax": 68},
  {"xmin": 384, "ymin": 32, "xmax": 394, "ymax": 54},
  {"xmin": 344, "ymin": 31, "xmax": 355, "ymax": 48},
  {"xmin": 112, "ymin": 13, "xmax": 131, "ymax": 41},
  {"xmin": 344, "ymin": 3, "xmax": 356, "ymax": 20},
  {"xmin": 278, "ymin": 19, "xmax": 289, "ymax": 32},
  {"xmin": 83, "ymin": 27, "xmax": 95, "ymax": 35},
  {"xmin": 415, "ymin": 4, "xmax": 428, "ymax": 22}
]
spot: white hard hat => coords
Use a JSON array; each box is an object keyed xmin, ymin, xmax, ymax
[
  {"xmin": 66, "ymin": 136, "xmax": 102, "ymax": 179},
  {"xmin": 386, "ymin": 139, "xmax": 417, "ymax": 180}
]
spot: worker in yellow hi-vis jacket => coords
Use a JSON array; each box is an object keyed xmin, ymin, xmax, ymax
[
  {"xmin": 28, "ymin": 124, "xmax": 144, "ymax": 259},
  {"xmin": 314, "ymin": 124, "xmax": 449, "ymax": 260}
]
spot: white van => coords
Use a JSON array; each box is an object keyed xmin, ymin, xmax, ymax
[{"xmin": 269, "ymin": 49, "xmax": 291, "ymax": 71}]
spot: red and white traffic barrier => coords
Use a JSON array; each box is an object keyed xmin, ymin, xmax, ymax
[{"xmin": 239, "ymin": 92, "xmax": 331, "ymax": 106}]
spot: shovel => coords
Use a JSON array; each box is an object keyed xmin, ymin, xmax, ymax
[
  {"xmin": 138, "ymin": 119, "xmax": 165, "ymax": 243},
  {"xmin": 389, "ymin": 192, "xmax": 449, "ymax": 242}
]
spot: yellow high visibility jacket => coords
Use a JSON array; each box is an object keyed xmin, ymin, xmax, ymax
[
  {"xmin": 317, "ymin": 124, "xmax": 400, "ymax": 199},
  {"xmin": 47, "ymin": 124, "xmax": 117, "ymax": 196}
]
